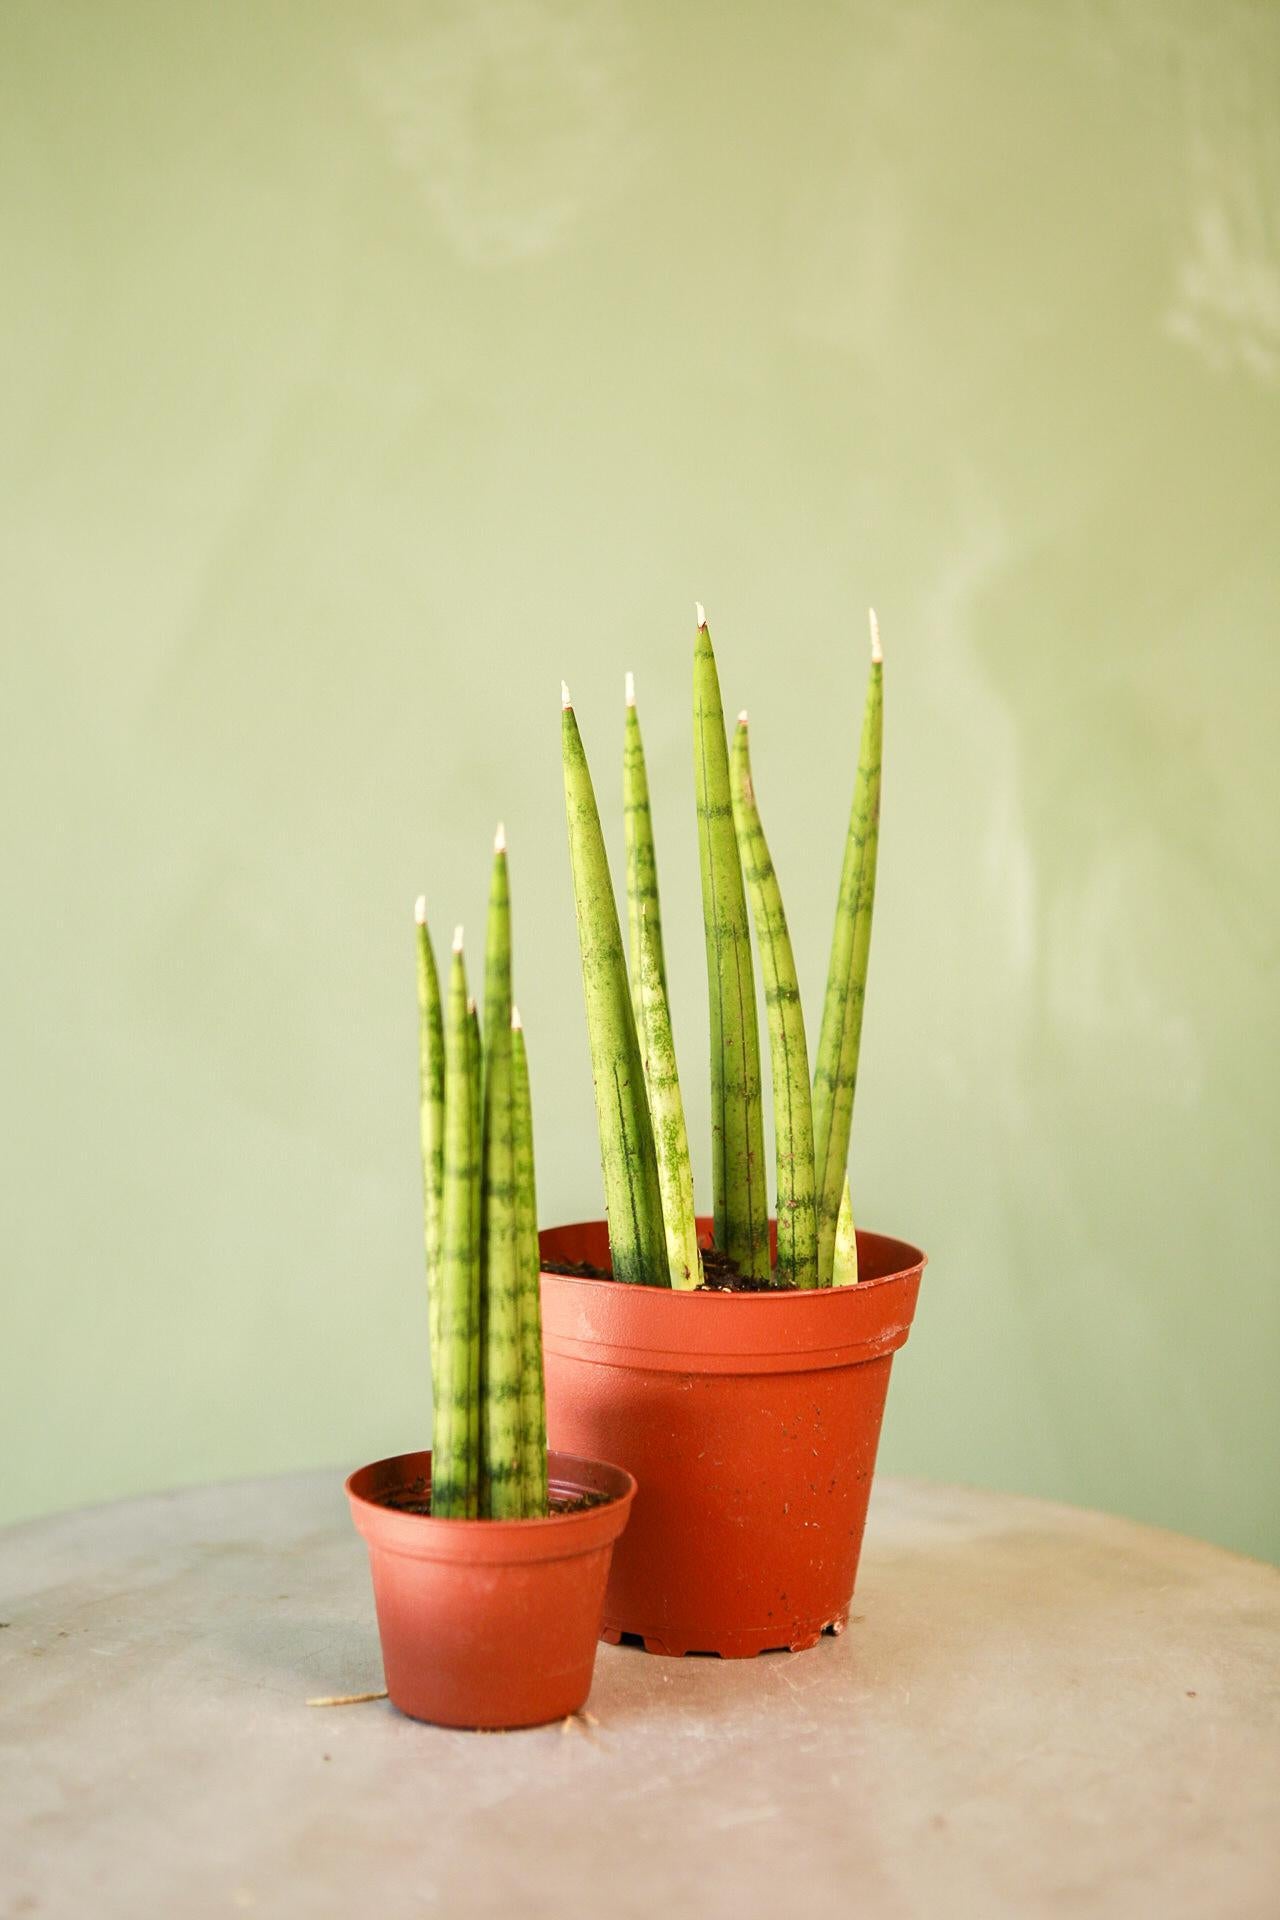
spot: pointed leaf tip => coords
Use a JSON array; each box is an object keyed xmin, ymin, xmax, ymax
[
  {"xmin": 737, "ymin": 709, "xmax": 749, "ymax": 727},
  {"xmin": 452, "ymin": 925, "xmax": 464, "ymax": 953},
  {"xmin": 625, "ymin": 670, "xmax": 635, "ymax": 707},
  {"xmin": 494, "ymin": 821, "xmax": 506, "ymax": 853},
  {"xmin": 414, "ymin": 894, "xmax": 427, "ymax": 924},
  {"xmin": 511, "ymin": 1004, "xmax": 522, "ymax": 1030},
  {"xmin": 695, "ymin": 600, "xmax": 707, "ymax": 629},
  {"xmin": 561, "ymin": 679, "xmax": 572, "ymax": 709},
  {"xmin": 869, "ymin": 608, "xmax": 883, "ymax": 664}
]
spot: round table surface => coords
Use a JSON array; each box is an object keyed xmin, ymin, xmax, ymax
[{"xmin": 3, "ymin": 1473, "xmax": 1277, "ymax": 1920}]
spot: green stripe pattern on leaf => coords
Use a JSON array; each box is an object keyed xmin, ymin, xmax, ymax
[
  {"xmin": 624, "ymin": 679, "xmax": 666, "ymax": 1059},
  {"xmin": 511, "ymin": 1014, "xmax": 548, "ymax": 1511},
  {"xmin": 415, "ymin": 904, "xmax": 445, "ymax": 1391},
  {"xmin": 420, "ymin": 841, "xmax": 551, "ymax": 1519},
  {"xmin": 636, "ymin": 906, "xmax": 701, "ymax": 1289},
  {"xmin": 693, "ymin": 619, "xmax": 769, "ymax": 1279},
  {"xmin": 480, "ymin": 840, "xmax": 522, "ymax": 1518},
  {"xmin": 431, "ymin": 938, "xmax": 481, "ymax": 1518},
  {"xmin": 465, "ymin": 999, "xmax": 483, "ymax": 1502},
  {"xmin": 813, "ymin": 642, "xmax": 883, "ymax": 1287},
  {"xmin": 731, "ymin": 718, "xmax": 818, "ymax": 1289},
  {"xmin": 562, "ymin": 696, "xmax": 669, "ymax": 1287}
]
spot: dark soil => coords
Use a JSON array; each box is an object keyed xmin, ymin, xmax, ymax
[
  {"xmin": 696, "ymin": 1246, "xmax": 797, "ymax": 1294},
  {"xmin": 379, "ymin": 1477, "xmax": 431, "ymax": 1514},
  {"xmin": 540, "ymin": 1257, "xmax": 614, "ymax": 1281},
  {"xmin": 541, "ymin": 1245, "xmax": 797, "ymax": 1294},
  {"xmin": 548, "ymin": 1488, "xmax": 614, "ymax": 1515},
  {"xmin": 374, "ymin": 1478, "xmax": 611, "ymax": 1519}
]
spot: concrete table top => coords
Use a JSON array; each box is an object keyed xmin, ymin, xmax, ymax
[{"xmin": 3, "ymin": 1473, "xmax": 1278, "ymax": 1920}]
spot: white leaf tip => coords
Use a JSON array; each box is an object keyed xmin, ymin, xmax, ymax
[
  {"xmin": 869, "ymin": 607, "xmax": 883, "ymax": 663},
  {"xmin": 561, "ymin": 679, "xmax": 572, "ymax": 709},
  {"xmin": 737, "ymin": 709, "xmax": 749, "ymax": 726},
  {"xmin": 452, "ymin": 925, "xmax": 464, "ymax": 953},
  {"xmin": 494, "ymin": 821, "xmax": 506, "ymax": 853},
  {"xmin": 511, "ymin": 1004, "xmax": 522, "ymax": 1030},
  {"xmin": 414, "ymin": 894, "xmax": 427, "ymax": 924},
  {"xmin": 695, "ymin": 600, "xmax": 707, "ymax": 629},
  {"xmin": 624, "ymin": 669, "xmax": 635, "ymax": 706}
]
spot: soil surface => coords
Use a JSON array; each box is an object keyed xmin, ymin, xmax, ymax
[
  {"xmin": 541, "ymin": 1245, "xmax": 797, "ymax": 1293},
  {"xmin": 374, "ymin": 1479, "xmax": 611, "ymax": 1519}
]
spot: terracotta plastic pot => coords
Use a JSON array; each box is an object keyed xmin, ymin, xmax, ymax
[
  {"xmin": 540, "ymin": 1219, "xmax": 924, "ymax": 1658},
  {"xmin": 346, "ymin": 1448, "xmax": 635, "ymax": 1727}
]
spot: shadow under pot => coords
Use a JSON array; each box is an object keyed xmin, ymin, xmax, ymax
[
  {"xmin": 346, "ymin": 1448, "xmax": 636, "ymax": 1727},
  {"xmin": 539, "ymin": 1219, "xmax": 925, "ymax": 1659}
]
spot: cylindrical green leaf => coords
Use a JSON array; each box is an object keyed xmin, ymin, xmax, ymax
[
  {"xmin": 480, "ymin": 833, "xmax": 522, "ymax": 1519},
  {"xmin": 511, "ymin": 1010, "xmax": 548, "ymax": 1514},
  {"xmin": 624, "ymin": 675, "xmax": 667, "ymax": 1058},
  {"xmin": 833, "ymin": 1174, "xmax": 859, "ymax": 1285},
  {"xmin": 465, "ymin": 997, "xmax": 483, "ymax": 1512},
  {"xmin": 415, "ymin": 900, "xmax": 445, "ymax": 1392},
  {"xmin": 693, "ymin": 615, "xmax": 769, "ymax": 1279},
  {"xmin": 814, "ymin": 622, "xmax": 883, "ymax": 1288},
  {"xmin": 431, "ymin": 934, "xmax": 481, "ymax": 1518},
  {"xmin": 731, "ymin": 718, "xmax": 818, "ymax": 1289},
  {"xmin": 636, "ymin": 906, "xmax": 701, "ymax": 1290},
  {"xmin": 562, "ymin": 688, "xmax": 669, "ymax": 1287},
  {"xmin": 482, "ymin": 830, "xmax": 511, "ymax": 1094}
]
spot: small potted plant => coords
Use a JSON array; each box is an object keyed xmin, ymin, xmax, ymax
[
  {"xmin": 347, "ymin": 832, "xmax": 635, "ymax": 1727},
  {"xmin": 542, "ymin": 607, "xmax": 925, "ymax": 1658}
]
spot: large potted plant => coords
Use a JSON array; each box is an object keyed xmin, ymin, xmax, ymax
[
  {"xmin": 542, "ymin": 607, "xmax": 924, "ymax": 1658},
  {"xmin": 347, "ymin": 832, "xmax": 635, "ymax": 1726}
]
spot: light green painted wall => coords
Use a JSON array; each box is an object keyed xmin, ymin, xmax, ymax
[{"xmin": 3, "ymin": 1, "xmax": 1277, "ymax": 1561}]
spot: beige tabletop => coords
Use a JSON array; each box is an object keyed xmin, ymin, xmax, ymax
[{"xmin": 2, "ymin": 1471, "xmax": 1277, "ymax": 1919}]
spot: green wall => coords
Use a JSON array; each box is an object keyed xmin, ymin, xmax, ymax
[{"xmin": 4, "ymin": 0, "xmax": 1278, "ymax": 1561}]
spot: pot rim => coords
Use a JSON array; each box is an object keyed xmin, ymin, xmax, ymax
[
  {"xmin": 539, "ymin": 1219, "xmax": 927, "ymax": 1300},
  {"xmin": 538, "ymin": 1221, "xmax": 926, "ymax": 1373},
  {"xmin": 346, "ymin": 1448, "xmax": 637, "ymax": 1564}
]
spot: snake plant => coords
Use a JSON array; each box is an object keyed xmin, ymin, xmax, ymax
[
  {"xmin": 694, "ymin": 613, "xmax": 770, "ymax": 1280},
  {"xmin": 562, "ymin": 606, "xmax": 884, "ymax": 1290},
  {"xmin": 731, "ymin": 712, "xmax": 817, "ymax": 1289},
  {"xmin": 562, "ymin": 683, "xmax": 668, "ymax": 1287},
  {"xmin": 416, "ymin": 831, "xmax": 548, "ymax": 1519}
]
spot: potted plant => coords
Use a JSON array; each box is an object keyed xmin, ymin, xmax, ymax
[
  {"xmin": 542, "ymin": 607, "xmax": 925, "ymax": 1658},
  {"xmin": 347, "ymin": 831, "xmax": 635, "ymax": 1727}
]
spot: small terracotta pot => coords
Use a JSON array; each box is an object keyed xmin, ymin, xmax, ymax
[
  {"xmin": 346, "ymin": 1448, "xmax": 636, "ymax": 1727},
  {"xmin": 540, "ymin": 1219, "xmax": 924, "ymax": 1658}
]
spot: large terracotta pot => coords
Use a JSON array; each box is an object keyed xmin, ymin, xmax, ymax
[
  {"xmin": 539, "ymin": 1219, "xmax": 925, "ymax": 1659},
  {"xmin": 346, "ymin": 1448, "xmax": 635, "ymax": 1727}
]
